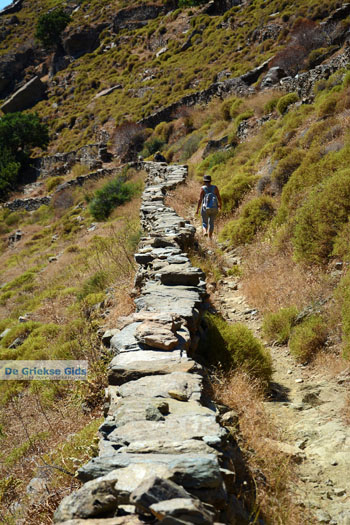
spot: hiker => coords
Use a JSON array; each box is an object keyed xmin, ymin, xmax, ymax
[
  {"xmin": 196, "ymin": 174, "xmax": 222, "ymax": 239},
  {"xmin": 154, "ymin": 151, "xmax": 167, "ymax": 163}
]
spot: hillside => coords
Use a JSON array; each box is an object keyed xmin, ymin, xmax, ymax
[{"xmin": 1, "ymin": 0, "xmax": 350, "ymax": 523}]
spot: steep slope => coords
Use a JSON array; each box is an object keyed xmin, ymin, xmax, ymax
[{"xmin": 2, "ymin": 0, "xmax": 350, "ymax": 523}]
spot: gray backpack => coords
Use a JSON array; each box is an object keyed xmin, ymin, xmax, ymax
[{"xmin": 203, "ymin": 185, "xmax": 218, "ymax": 210}]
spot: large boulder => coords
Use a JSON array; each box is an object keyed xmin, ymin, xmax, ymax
[
  {"xmin": 204, "ymin": 0, "xmax": 243, "ymax": 16},
  {"xmin": 62, "ymin": 24, "xmax": 107, "ymax": 59},
  {"xmin": 113, "ymin": 4, "xmax": 170, "ymax": 33},
  {"xmin": 0, "ymin": 46, "xmax": 36, "ymax": 96},
  {"xmin": 260, "ymin": 66, "xmax": 287, "ymax": 89},
  {"xmin": 53, "ymin": 474, "xmax": 121, "ymax": 522},
  {"xmin": 1, "ymin": 76, "xmax": 47, "ymax": 113}
]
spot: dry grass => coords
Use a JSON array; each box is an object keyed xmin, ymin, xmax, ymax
[
  {"xmin": 240, "ymin": 240, "xmax": 332, "ymax": 314},
  {"xmin": 244, "ymin": 89, "xmax": 282, "ymax": 117},
  {"xmin": 166, "ymin": 179, "xmax": 199, "ymax": 220},
  {"xmin": 213, "ymin": 371, "xmax": 311, "ymax": 524},
  {"xmin": 0, "ymin": 390, "xmax": 99, "ymax": 524}
]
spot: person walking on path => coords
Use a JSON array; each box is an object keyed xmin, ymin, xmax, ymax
[
  {"xmin": 154, "ymin": 151, "xmax": 167, "ymax": 163},
  {"xmin": 196, "ymin": 174, "xmax": 222, "ymax": 239}
]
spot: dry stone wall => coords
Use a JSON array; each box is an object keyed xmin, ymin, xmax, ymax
[
  {"xmin": 278, "ymin": 42, "xmax": 350, "ymax": 100},
  {"xmin": 53, "ymin": 161, "xmax": 255, "ymax": 525},
  {"xmin": 2, "ymin": 166, "xmax": 128, "ymax": 212}
]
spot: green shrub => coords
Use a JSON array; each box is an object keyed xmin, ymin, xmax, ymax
[
  {"xmin": 264, "ymin": 97, "xmax": 279, "ymax": 114},
  {"xmin": 89, "ymin": 176, "xmax": 141, "ymax": 221},
  {"xmin": 343, "ymin": 70, "xmax": 350, "ymax": 88},
  {"xmin": 0, "ymin": 112, "xmax": 49, "ymax": 198},
  {"xmin": 221, "ymin": 174, "xmax": 257, "ymax": 211},
  {"xmin": 154, "ymin": 122, "xmax": 173, "ymax": 142},
  {"xmin": 289, "ymin": 315, "xmax": 328, "ymax": 362},
  {"xmin": 230, "ymin": 99, "xmax": 243, "ymax": 118},
  {"xmin": 292, "ymin": 169, "xmax": 350, "ymax": 263},
  {"xmin": 35, "ymin": 8, "xmax": 71, "ymax": 50},
  {"xmin": 200, "ymin": 314, "xmax": 272, "ymax": 383},
  {"xmin": 78, "ymin": 271, "xmax": 109, "ymax": 300},
  {"xmin": 142, "ymin": 137, "xmax": 165, "ymax": 158},
  {"xmin": 307, "ymin": 47, "xmax": 328, "ymax": 69},
  {"xmin": 220, "ymin": 96, "xmax": 241, "ymax": 121},
  {"xmin": 0, "ymin": 322, "xmax": 41, "ymax": 348},
  {"xmin": 46, "ymin": 176, "xmax": 64, "ymax": 192},
  {"xmin": 180, "ymin": 132, "xmax": 202, "ymax": 161},
  {"xmin": 0, "ymin": 151, "xmax": 20, "ymax": 198},
  {"xmin": 263, "ymin": 307, "xmax": 298, "ymax": 345},
  {"xmin": 272, "ymin": 150, "xmax": 302, "ymax": 191},
  {"xmin": 276, "ymin": 93, "xmax": 299, "ymax": 115},
  {"xmin": 317, "ymin": 93, "xmax": 339, "ymax": 117},
  {"xmin": 197, "ymin": 149, "xmax": 235, "ymax": 176},
  {"xmin": 220, "ymin": 195, "xmax": 275, "ymax": 245},
  {"xmin": 335, "ymin": 272, "xmax": 350, "ymax": 359}
]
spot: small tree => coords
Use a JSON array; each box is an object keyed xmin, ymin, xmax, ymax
[
  {"xmin": 35, "ymin": 8, "xmax": 71, "ymax": 50},
  {"xmin": 0, "ymin": 112, "xmax": 49, "ymax": 199}
]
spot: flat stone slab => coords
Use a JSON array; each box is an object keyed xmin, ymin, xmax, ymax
[
  {"xmin": 78, "ymin": 453, "xmax": 223, "ymax": 490},
  {"xmin": 111, "ymin": 313, "xmax": 190, "ymax": 353},
  {"xmin": 110, "ymin": 322, "xmax": 142, "ymax": 354},
  {"xmin": 150, "ymin": 497, "xmax": 214, "ymax": 524},
  {"xmin": 108, "ymin": 351, "xmax": 199, "ymax": 385},
  {"xmin": 135, "ymin": 282, "xmax": 202, "ymax": 321},
  {"xmin": 107, "ymin": 413, "xmax": 224, "ymax": 451},
  {"xmin": 102, "ymin": 397, "xmax": 169, "ymax": 429},
  {"xmin": 116, "ymin": 372, "xmax": 203, "ymax": 401},
  {"xmin": 156, "ymin": 264, "xmax": 203, "ymax": 286}
]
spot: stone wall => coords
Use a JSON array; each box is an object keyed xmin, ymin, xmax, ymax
[
  {"xmin": 3, "ymin": 167, "xmax": 126, "ymax": 212},
  {"xmin": 3, "ymin": 196, "xmax": 51, "ymax": 212},
  {"xmin": 137, "ymin": 76, "xmax": 255, "ymax": 129},
  {"xmin": 53, "ymin": 161, "xmax": 255, "ymax": 525},
  {"xmin": 34, "ymin": 143, "xmax": 111, "ymax": 179},
  {"xmin": 278, "ymin": 43, "xmax": 350, "ymax": 100},
  {"xmin": 138, "ymin": 41, "xmax": 350, "ymax": 130}
]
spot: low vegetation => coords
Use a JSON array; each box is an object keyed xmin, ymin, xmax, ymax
[
  {"xmin": 88, "ymin": 173, "xmax": 142, "ymax": 221},
  {"xmin": 0, "ymin": 113, "xmax": 49, "ymax": 199},
  {"xmin": 200, "ymin": 313, "xmax": 272, "ymax": 384}
]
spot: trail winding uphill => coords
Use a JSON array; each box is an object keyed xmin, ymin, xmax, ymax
[{"xmin": 215, "ymin": 253, "xmax": 350, "ymax": 525}]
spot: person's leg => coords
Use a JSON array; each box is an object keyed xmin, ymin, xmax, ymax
[
  {"xmin": 208, "ymin": 209, "xmax": 218, "ymax": 239},
  {"xmin": 201, "ymin": 208, "xmax": 208, "ymax": 236}
]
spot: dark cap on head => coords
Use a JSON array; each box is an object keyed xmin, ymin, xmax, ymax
[{"xmin": 203, "ymin": 175, "xmax": 211, "ymax": 182}]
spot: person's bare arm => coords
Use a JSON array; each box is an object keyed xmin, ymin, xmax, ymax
[
  {"xmin": 196, "ymin": 188, "xmax": 205, "ymax": 214},
  {"xmin": 215, "ymin": 186, "xmax": 222, "ymax": 210}
]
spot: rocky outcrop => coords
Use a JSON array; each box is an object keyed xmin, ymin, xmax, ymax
[
  {"xmin": 62, "ymin": 23, "xmax": 108, "ymax": 59},
  {"xmin": 35, "ymin": 143, "xmax": 111, "ymax": 179},
  {"xmin": 1, "ymin": 76, "xmax": 47, "ymax": 114},
  {"xmin": 260, "ymin": 66, "xmax": 286, "ymax": 89},
  {"xmin": 0, "ymin": 0, "xmax": 23, "ymax": 16},
  {"xmin": 278, "ymin": 43, "xmax": 350, "ymax": 100},
  {"xmin": 0, "ymin": 46, "xmax": 38, "ymax": 97},
  {"xmin": 113, "ymin": 5, "xmax": 171, "ymax": 33},
  {"xmin": 203, "ymin": 0, "xmax": 243, "ymax": 16},
  {"xmin": 202, "ymin": 136, "xmax": 228, "ymax": 159},
  {"xmin": 54, "ymin": 161, "xmax": 254, "ymax": 524}
]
